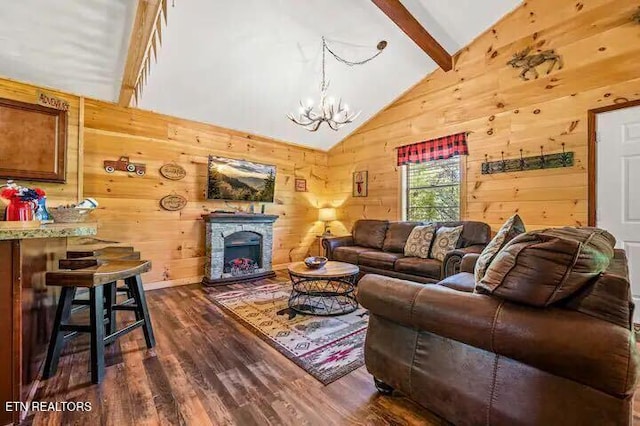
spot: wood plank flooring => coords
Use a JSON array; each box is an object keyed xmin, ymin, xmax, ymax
[
  {"xmin": 28, "ymin": 272, "xmax": 444, "ymax": 426},
  {"xmin": 26, "ymin": 271, "xmax": 640, "ymax": 425}
]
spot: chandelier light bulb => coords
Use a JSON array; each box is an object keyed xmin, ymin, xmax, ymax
[
  {"xmin": 344, "ymin": 104, "xmax": 349, "ymax": 111},
  {"xmin": 328, "ymin": 97, "xmax": 335, "ymax": 105},
  {"xmin": 306, "ymin": 98, "xmax": 314, "ymax": 107}
]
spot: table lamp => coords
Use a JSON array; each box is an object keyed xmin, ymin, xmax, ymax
[{"xmin": 318, "ymin": 207, "xmax": 337, "ymax": 236}]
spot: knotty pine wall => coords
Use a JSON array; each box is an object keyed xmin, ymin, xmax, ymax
[
  {"xmin": 0, "ymin": 77, "xmax": 328, "ymax": 289},
  {"xmin": 327, "ymin": 0, "xmax": 640, "ymax": 234},
  {"xmin": 82, "ymin": 101, "xmax": 328, "ymax": 287}
]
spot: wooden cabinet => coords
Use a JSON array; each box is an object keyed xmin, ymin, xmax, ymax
[{"xmin": 0, "ymin": 98, "xmax": 67, "ymax": 183}]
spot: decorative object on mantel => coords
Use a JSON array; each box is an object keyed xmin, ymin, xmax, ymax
[
  {"xmin": 318, "ymin": 207, "xmax": 337, "ymax": 236},
  {"xmin": 36, "ymin": 91, "xmax": 69, "ymax": 111},
  {"xmin": 1, "ymin": 181, "xmax": 45, "ymax": 221},
  {"xmin": 160, "ymin": 193, "xmax": 187, "ymax": 211},
  {"xmin": 353, "ymin": 171, "xmax": 368, "ymax": 197},
  {"xmin": 295, "ymin": 178, "xmax": 307, "ymax": 192},
  {"xmin": 507, "ymin": 47, "xmax": 564, "ymax": 81},
  {"xmin": 159, "ymin": 163, "xmax": 186, "ymax": 180},
  {"xmin": 104, "ymin": 156, "xmax": 146, "ymax": 176},
  {"xmin": 481, "ymin": 144, "xmax": 574, "ymax": 175},
  {"xmin": 397, "ymin": 132, "xmax": 469, "ymax": 166},
  {"xmin": 287, "ymin": 37, "xmax": 386, "ymax": 131}
]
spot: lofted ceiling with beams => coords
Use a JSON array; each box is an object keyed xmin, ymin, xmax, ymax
[{"xmin": 0, "ymin": 0, "xmax": 520, "ymax": 150}]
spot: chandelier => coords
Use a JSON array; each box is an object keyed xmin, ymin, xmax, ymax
[{"xmin": 287, "ymin": 37, "xmax": 387, "ymax": 132}]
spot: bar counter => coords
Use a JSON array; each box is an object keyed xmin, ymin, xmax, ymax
[{"xmin": 0, "ymin": 223, "xmax": 97, "ymax": 425}]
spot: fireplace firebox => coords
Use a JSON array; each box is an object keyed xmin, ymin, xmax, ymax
[{"xmin": 224, "ymin": 231, "xmax": 262, "ymax": 276}]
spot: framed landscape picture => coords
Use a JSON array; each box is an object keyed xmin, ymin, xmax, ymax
[{"xmin": 353, "ymin": 171, "xmax": 368, "ymax": 197}]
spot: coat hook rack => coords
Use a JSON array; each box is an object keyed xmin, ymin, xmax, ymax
[{"xmin": 481, "ymin": 145, "xmax": 574, "ymax": 175}]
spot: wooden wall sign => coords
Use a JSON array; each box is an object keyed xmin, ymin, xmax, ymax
[
  {"xmin": 294, "ymin": 178, "xmax": 307, "ymax": 192},
  {"xmin": 160, "ymin": 194, "xmax": 187, "ymax": 211},
  {"xmin": 104, "ymin": 156, "xmax": 146, "ymax": 176},
  {"xmin": 0, "ymin": 97, "xmax": 67, "ymax": 183},
  {"xmin": 36, "ymin": 91, "xmax": 70, "ymax": 111},
  {"xmin": 159, "ymin": 163, "xmax": 186, "ymax": 180}
]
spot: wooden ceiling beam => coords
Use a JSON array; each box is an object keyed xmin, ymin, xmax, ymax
[
  {"xmin": 118, "ymin": 0, "xmax": 163, "ymax": 107},
  {"xmin": 371, "ymin": 0, "xmax": 453, "ymax": 71}
]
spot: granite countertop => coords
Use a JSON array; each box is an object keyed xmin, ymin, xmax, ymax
[{"xmin": 0, "ymin": 222, "xmax": 97, "ymax": 241}]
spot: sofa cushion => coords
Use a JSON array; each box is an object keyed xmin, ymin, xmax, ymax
[
  {"xmin": 394, "ymin": 257, "xmax": 441, "ymax": 279},
  {"xmin": 477, "ymin": 227, "xmax": 616, "ymax": 307},
  {"xmin": 353, "ymin": 220, "xmax": 389, "ymax": 249},
  {"xmin": 475, "ymin": 214, "xmax": 526, "ymax": 283},
  {"xmin": 332, "ymin": 246, "xmax": 371, "ymax": 264},
  {"xmin": 430, "ymin": 225, "xmax": 463, "ymax": 261},
  {"xmin": 436, "ymin": 221, "xmax": 491, "ymax": 247},
  {"xmin": 359, "ymin": 251, "xmax": 405, "ymax": 269},
  {"xmin": 383, "ymin": 222, "xmax": 422, "ymax": 253},
  {"xmin": 439, "ymin": 272, "xmax": 476, "ymax": 293},
  {"xmin": 404, "ymin": 224, "xmax": 436, "ymax": 259}
]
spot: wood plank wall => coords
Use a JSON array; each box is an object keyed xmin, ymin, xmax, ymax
[
  {"xmin": 0, "ymin": 78, "xmax": 328, "ymax": 289},
  {"xmin": 82, "ymin": 101, "xmax": 328, "ymax": 287},
  {"xmin": 327, "ymin": 0, "xmax": 640, "ymax": 234}
]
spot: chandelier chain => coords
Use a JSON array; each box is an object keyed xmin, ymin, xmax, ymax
[{"xmin": 322, "ymin": 37, "xmax": 384, "ymax": 67}]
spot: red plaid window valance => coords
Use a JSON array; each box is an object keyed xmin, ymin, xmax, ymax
[{"xmin": 397, "ymin": 132, "xmax": 468, "ymax": 166}]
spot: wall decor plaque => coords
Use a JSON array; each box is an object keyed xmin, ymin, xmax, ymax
[
  {"xmin": 36, "ymin": 90, "xmax": 70, "ymax": 111},
  {"xmin": 160, "ymin": 194, "xmax": 187, "ymax": 211},
  {"xmin": 159, "ymin": 163, "xmax": 186, "ymax": 180},
  {"xmin": 352, "ymin": 171, "xmax": 368, "ymax": 197},
  {"xmin": 294, "ymin": 178, "xmax": 307, "ymax": 192}
]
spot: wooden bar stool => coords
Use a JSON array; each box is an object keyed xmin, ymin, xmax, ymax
[
  {"xmin": 66, "ymin": 246, "xmax": 135, "ymax": 259},
  {"xmin": 43, "ymin": 260, "xmax": 155, "ymax": 384},
  {"xmin": 60, "ymin": 252, "xmax": 142, "ymax": 335}
]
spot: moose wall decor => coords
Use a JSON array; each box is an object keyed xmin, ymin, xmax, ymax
[{"xmin": 507, "ymin": 47, "xmax": 564, "ymax": 81}]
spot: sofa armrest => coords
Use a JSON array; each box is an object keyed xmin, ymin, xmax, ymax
[
  {"xmin": 461, "ymin": 253, "xmax": 481, "ymax": 273},
  {"xmin": 442, "ymin": 244, "xmax": 485, "ymax": 277},
  {"xmin": 358, "ymin": 274, "xmax": 638, "ymax": 397},
  {"xmin": 321, "ymin": 235, "xmax": 354, "ymax": 259}
]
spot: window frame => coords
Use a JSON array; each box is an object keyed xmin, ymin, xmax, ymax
[{"xmin": 401, "ymin": 156, "xmax": 466, "ymax": 222}]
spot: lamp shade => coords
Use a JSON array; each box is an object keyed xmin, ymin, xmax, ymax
[{"xmin": 318, "ymin": 207, "xmax": 337, "ymax": 222}]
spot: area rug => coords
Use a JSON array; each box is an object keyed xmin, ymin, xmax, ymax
[{"xmin": 210, "ymin": 282, "xmax": 368, "ymax": 385}]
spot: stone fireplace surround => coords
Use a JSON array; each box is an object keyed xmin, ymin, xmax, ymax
[{"xmin": 202, "ymin": 213, "xmax": 278, "ymax": 286}]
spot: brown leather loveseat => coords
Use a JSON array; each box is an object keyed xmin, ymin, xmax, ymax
[
  {"xmin": 358, "ymin": 227, "xmax": 639, "ymax": 425},
  {"xmin": 322, "ymin": 219, "xmax": 491, "ymax": 283}
]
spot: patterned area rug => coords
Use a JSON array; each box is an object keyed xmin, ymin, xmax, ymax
[{"xmin": 210, "ymin": 282, "xmax": 368, "ymax": 385}]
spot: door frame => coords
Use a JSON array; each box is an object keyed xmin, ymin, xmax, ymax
[{"xmin": 587, "ymin": 98, "xmax": 640, "ymax": 226}]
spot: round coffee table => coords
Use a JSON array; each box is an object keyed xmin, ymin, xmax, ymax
[{"xmin": 287, "ymin": 261, "xmax": 360, "ymax": 316}]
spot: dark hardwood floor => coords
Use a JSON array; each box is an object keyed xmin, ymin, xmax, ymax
[
  {"xmin": 26, "ymin": 271, "xmax": 640, "ymax": 425},
  {"xmin": 28, "ymin": 272, "xmax": 445, "ymax": 426}
]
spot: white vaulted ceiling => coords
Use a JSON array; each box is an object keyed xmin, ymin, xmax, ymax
[
  {"xmin": 0, "ymin": 0, "xmax": 137, "ymax": 101},
  {"xmin": 0, "ymin": 0, "xmax": 520, "ymax": 150}
]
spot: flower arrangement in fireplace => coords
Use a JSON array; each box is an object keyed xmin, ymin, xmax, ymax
[{"xmin": 228, "ymin": 257, "xmax": 259, "ymax": 276}]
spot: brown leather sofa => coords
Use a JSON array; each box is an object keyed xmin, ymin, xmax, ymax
[
  {"xmin": 359, "ymin": 241, "xmax": 638, "ymax": 425},
  {"xmin": 322, "ymin": 219, "xmax": 491, "ymax": 283}
]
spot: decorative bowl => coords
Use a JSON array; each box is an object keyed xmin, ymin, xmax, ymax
[
  {"xmin": 49, "ymin": 207, "xmax": 94, "ymax": 223},
  {"xmin": 304, "ymin": 256, "xmax": 328, "ymax": 269}
]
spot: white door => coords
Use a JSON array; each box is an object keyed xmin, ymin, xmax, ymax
[{"xmin": 597, "ymin": 105, "xmax": 640, "ymax": 322}]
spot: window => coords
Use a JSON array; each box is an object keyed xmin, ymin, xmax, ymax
[{"xmin": 404, "ymin": 157, "xmax": 461, "ymax": 221}]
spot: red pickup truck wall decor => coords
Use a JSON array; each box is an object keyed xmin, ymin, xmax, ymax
[{"xmin": 103, "ymin": 156, "xmax": 146, "ymax": 176}]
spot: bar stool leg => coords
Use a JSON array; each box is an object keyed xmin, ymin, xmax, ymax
[
  {"xmin": 43, "ymin": 287, "xmax": 76, "ymax": 379},
  {"xmin": 89, "ymin": 286, "xmax": 106, "ymax": 384},
  {"xmin": 104, "ymin": 282, "xmax": 117, "ymax": 338},
  {"xmin": 127, "ymin": 275, "xmax": 156, "ymax": 349}
]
